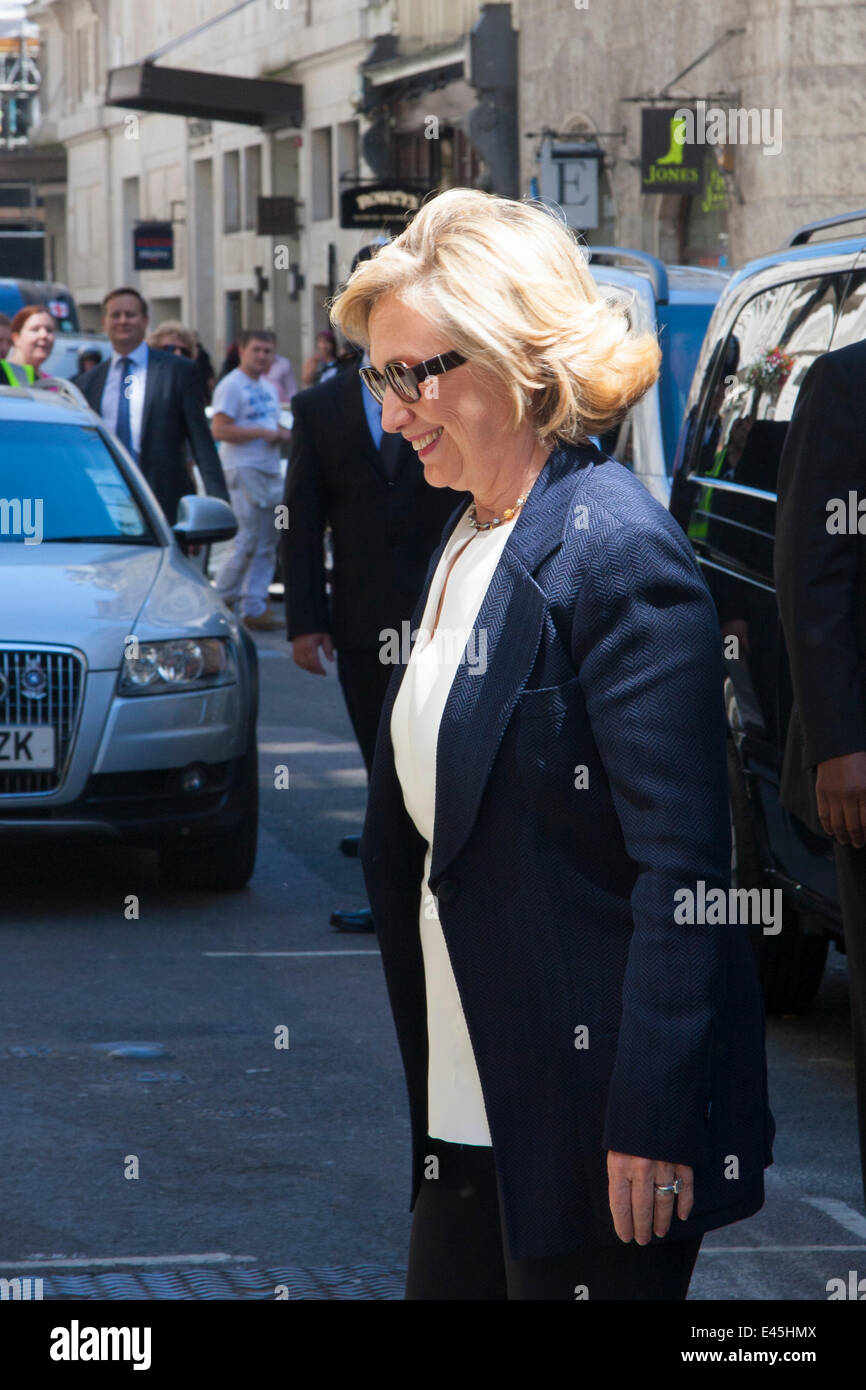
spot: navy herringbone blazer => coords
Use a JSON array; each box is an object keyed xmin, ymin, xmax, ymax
[{"xmin": 360, "ymin": 441, "xmax": 774, "ymax": 1261}]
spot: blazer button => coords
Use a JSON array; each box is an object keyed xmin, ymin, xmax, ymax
[{"xmin": 436, "ymin": 879, "xmax": 458, "ymax": 904}]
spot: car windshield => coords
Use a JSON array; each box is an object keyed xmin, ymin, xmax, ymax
[
  {"xmin": 0, "ymin": 421, "xmax": 155, "ymax": 544},
  {"xmin": 656, "ymin": 302, "xmax": 716, "ymax": 470}
]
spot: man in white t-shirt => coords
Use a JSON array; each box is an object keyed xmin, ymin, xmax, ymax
[{"xmin": 212, "ymin": 329, "xmax": 292, "ymax": 629}]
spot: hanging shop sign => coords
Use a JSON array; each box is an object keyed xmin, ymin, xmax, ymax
[
  {"xmin": 339, "ymin": 182, "xmax": 428, "ymax": 233},
  {"xmin": 133, "ymin": 221, "xmax": 174, "ymax": 270},
  {"xmin": 257, "ymin": 196, "xmax": 298, "ymax": 236},
  {"xmin": 641, "ymin": 109, "xmax": 704, "ymax": 195},
  {"xmin": 539, "ymin": 140, "xmax": 600, "ymax": 229}
]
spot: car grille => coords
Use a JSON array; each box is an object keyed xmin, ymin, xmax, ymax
[{"xmin": 0, "ymin": 646, "xmax": 85, "ymax": 796}]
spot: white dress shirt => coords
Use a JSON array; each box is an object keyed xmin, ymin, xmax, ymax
[
  {"xmin": 390, "ymin": 503, "xmax": 518, "ymax": 1145},
  {"xmin": 100, "ymin": 339, "xmax": 149, "ymax": 458}
]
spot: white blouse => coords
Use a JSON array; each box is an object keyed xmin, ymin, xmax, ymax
[{"xmin": 390, "ymin": 504, "xmax": 518, "ymax": 1146}]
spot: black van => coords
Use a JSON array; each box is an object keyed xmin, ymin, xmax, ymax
[{"xmin": 670, "ymin": 210, "xmax": 866, "ymax": 1014}]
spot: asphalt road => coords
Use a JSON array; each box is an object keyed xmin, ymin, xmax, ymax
[{"xmin": 1, "ymin": 622, "xmax": 864, "ymax": 1300}]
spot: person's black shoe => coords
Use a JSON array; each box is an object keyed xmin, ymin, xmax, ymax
[
  {"xmin": 330, "ymin": 908, "xmax": 376, "ymax": 933},
  {"xmin": 339, "ymin": 835, "xmax": 361, "ymax": 858}
]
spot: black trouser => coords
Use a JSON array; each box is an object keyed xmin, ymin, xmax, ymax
[
  {"xmin": 834, "ymin": 842, "xmax": 866, "ymax": 1212},
  {"xmin": 405, "ymin": 1136, "xmax": 703, "ymax": 1301},
  {"xmin": 336, "ymin": 646, "xmax": 395, "ymax": 777}
]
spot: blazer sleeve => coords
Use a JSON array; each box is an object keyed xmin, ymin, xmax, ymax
[
  {"xmin": 570, "ymin": 508, "xmax": 730, "ymax": 1165},
  {"xmin": 177, "ymin": 361, "xmax": 229, "ymax": 502},
  {"xmin": 774, "ymin": 350, "xmax": 866, "ymax": 766},
  {"xmin": 282, "ymin": 393, "xmax": 331, "ymax": 639}
]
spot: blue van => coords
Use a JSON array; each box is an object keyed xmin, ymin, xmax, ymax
[
  {"xmin": 0, "ymin": 279, "xmax": 79, "ymax": 334},
  {"xmin": 587, "ymin": 248, "xmax": 729, "ymax": 504}
]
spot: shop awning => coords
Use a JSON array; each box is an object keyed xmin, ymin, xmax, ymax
[{"xmin": 106, "ymin": 62, "xmax": 303, "ymax": 128}]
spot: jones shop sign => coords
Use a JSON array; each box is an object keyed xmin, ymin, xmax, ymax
[
  {"xmin": 641, "ymin": 109, "xmax": 704, "ymax": 195},
  {"xmin": 133, "ymin": 222, "xmax": 174, "ymax": 270}
]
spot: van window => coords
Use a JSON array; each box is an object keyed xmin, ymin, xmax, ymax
[
  {"xmin": 681, "ymin": 274, "xmax": 845, "ymax": 750},
  {"xmin": 686, "ymin": 275, "xmax": 842, "ymax": 533},
  {"xmin": 827, "ymin": 266, "xmax": 866, "ymax": 352},
  {"xmin": 656, "ymin": 301, "xmax": 716, "ymax": 467}
]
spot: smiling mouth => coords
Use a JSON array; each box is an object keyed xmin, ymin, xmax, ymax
[{"xmin": 411, "ymin": 426, "xmax": 443, "ymax": 453}]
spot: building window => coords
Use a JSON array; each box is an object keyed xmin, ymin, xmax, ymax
[
  {"xmin": 121, "ymin": 176, "xmax": 140, "ymax": 284},
  {"xmin": 393, "ymin": 131, "xmax": 435, "ymax": 183},
  {"xmin": 225, "ymin": 290, "xmax": 243, "ymax": 347},
  {"xmin": 73, "ymin": 21, "xmax": 97, "ymax": 105},
  {"xmin": 311, "ymin": 126, "xmax": 333, "ymax": 221},
  {"xmin": 223, "ymin": 150, "xmax": 241, "ymax": 234},
  {"xmin": 337, "ymin": 120, "xmax": 359, "ymax": 186},
  {"xmin": 244, "ymin": 145, "xmax": 262, "ymax": 231},
  {"xmin": 392, "ymin": 125, "xmax": 483, "ymax": 190}
]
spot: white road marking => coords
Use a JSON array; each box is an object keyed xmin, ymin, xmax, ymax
[
  {"xmin": 258, "ymin": 741, "xmax": 360, "ymax": 754},
  {"xmin": 1, "ymin": 1254, "xmax": 256, "ymax": 1269},
  {"xmin": 801, "ymin": 1197, "xmax": 866, "ymax": 1238},
  {"xmin": 202, "ymin": 950, "xmax": 379, "ymax": 957},
  {"xmin": 697, "ymin": 1251, "xmax": 866, "ymax": 1262}
]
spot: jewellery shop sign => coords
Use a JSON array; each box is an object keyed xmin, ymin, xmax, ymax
[
  {"xmin": 339, "ymin": 182, "xmax": 427, "ymax": 233},
  {"xmin": 641, "ymin": 108, "xmax": 706, "ymax": 195}
]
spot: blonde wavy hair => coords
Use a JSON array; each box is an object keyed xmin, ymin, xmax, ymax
[
  {"xmin": 148, "ymin": 319, "xmax": 196, "ymax": 357},
  {"xmin": 329, "ymin": 188, "xmax": 660, "ymax": 444}
]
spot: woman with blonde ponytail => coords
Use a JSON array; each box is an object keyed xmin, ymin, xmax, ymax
[{"xmin": 330, "ymin": 188, "xmax": 774, "ymax": 1301}]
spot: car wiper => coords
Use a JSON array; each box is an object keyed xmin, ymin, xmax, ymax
[{"xmin": 44, "ymin": 535, "xmax": 156, "ymax": 545}]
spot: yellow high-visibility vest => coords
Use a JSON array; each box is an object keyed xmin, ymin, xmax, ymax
[{"xmin": 1, "ymin": 359, "xmax": 36, "ymax": 386}]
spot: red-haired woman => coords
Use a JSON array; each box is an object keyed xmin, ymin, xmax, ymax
[{"xmin": 1, "ymin": 305, "xmax": 58, "ymax": 386}]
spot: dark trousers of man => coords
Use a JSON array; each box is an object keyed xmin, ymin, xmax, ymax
[
  {"xmin": 834, "ymin": 842, "xmax": 866, "ymax": 1212},
  {"xmin": 336, "ymin": 647, "xmax": 394, "ymax": 776},
  {"xmin": 405, "ymin": 1135, "xmax": 703, "ymax": 1301}
]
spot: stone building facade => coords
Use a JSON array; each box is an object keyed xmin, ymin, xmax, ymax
[
  {"xmin": 518, "ymin": 0, "xmax": 866, "ymax": 267},
  {"xmin": 24, "ymin": 0, "xmax": 865, "ymax": 369},
  {"xmin": 28, "ymin": 0, "xmax": 515, "ymax": 367}
]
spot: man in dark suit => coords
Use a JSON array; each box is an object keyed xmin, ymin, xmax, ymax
[
  {"xmin": 775, "ymin": 340, "xmax": 866, "ymax": 1213},
  {"xmin": 282, "ymin": 346, "xmax": 464, "ymax": 931},
  {"xmin": 74, "ymin": 287, "xmax": 228, "ymax": 523}
]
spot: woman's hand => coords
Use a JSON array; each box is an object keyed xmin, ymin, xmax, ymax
[{"xmin": 607, "ymin": 1151, "xmax": 694, "ymax": 1243}]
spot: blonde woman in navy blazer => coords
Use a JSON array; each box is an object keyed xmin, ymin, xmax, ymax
[{"xmin": 330, "ymin": 190, "xmax": 774, "ymax": 1301}]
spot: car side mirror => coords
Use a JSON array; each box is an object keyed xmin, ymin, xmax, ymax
[{"xmin": 172, "ymin": 494, "xmax": 238, "ymax": 552}]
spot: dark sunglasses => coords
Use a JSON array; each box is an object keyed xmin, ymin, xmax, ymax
[{"xmin": 359, "ymin": 350, "xmax": 465, "ymax": 405}]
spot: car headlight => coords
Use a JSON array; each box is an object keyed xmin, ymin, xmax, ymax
[{"xmin": 119, "ymin": 637, "xmax": 237, "ymax": 695}]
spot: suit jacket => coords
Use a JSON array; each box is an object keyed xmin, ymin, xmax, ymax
[
  {"xmin": 775, "ymin": 343, "xmax": 866, "ymax": 835},
  {"xmin": 360, "ymin": 442, "xmax": 774, "ymax": 1260},
  {"xmin": 282, "ymin": 365, "xmax": 466, "ymax": 649},
  {"xmin": 75, "ymin": 348, "xmax": 228, "ymax": 524}
]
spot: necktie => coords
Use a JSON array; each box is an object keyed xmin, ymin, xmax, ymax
[{"xmin": 115, "ymin": 357, "xmax": 133, "ymax": 453}]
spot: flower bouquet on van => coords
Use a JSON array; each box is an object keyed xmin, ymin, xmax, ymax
[{"xmin": 743, "ymin": 345, "xmax": 795, "ymax": 393}]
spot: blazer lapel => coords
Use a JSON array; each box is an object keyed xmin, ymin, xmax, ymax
[
  {"xmin": 87, "ymin": 359, "xmax": 111, "ymax": 413},
  {"xmin": 428, "ymin": 551, "xmax": 549, "ymax": 887},
  {"xmin": 139, "ymin": 349, "xmax": 164, "ymax": 458}
]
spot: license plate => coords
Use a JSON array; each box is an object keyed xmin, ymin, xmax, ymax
[{"xmin": 0, "ymin": 726, "xmax": 56, "ymax": 770}]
